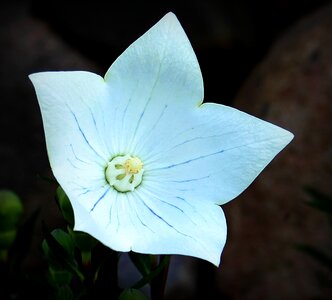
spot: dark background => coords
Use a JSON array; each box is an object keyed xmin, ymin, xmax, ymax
[{"xmin": 1, "ymin": 0, "xmax": 332, "ymax": 299}]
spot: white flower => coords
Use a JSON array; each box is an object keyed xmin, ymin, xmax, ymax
[{"xmin": 29, "ymin": 12, "xmax": 293, "ymax": 266}]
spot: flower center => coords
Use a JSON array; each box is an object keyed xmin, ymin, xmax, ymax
[
  {"xmin": 105, "ymin": 155, "xmax": 144, "ymax": 192},
  {"xmin": 123, "ymin": 157, "xmax": 143, "ymax": 174}
]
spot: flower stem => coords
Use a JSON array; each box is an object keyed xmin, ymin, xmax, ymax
[{"xmin": 150, "ymin": 255, "xmax": 170, "ymax": 300}]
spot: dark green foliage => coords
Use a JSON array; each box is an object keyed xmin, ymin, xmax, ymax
[{"xmin": 0, "ymin": 186, "xmax": 170, "ymax": 300}]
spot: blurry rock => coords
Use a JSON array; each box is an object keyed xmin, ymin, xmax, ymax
[{"xmin": 218, "ymin": 3, "xmax": 332, "ymax": 300}]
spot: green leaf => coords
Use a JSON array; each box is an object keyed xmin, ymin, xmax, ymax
[
  {"xmin": 42, "ymin": 223, "xmax": 84, "ymax": 281},
  {"xmin": 0, "ymin": 189, "xmax": 23, "ymax": 231},
  {"xmin": 118, "ymin": 289, "xmax": 148, "ymax": 300},
  {"xmin": 43, "ymin": 229, "xmax": 75, "ymax": 261},
  {"xmin": 129, "ymin": 252, "xmax": 151, "ymax": 277},
  {"xmin": 67, "ymin": 226, "xmax": 98, "ymax": 252},
  {"xmin": 49, "ymin": 266, "xmax": 73, "ymax": 285},
  {"xmin": 56, "ymin": 186, "xmax": 74, "ymax": 226},
  {"xmin": 132, "ymin": 255, "xmax": 170, "ymax": 289}
]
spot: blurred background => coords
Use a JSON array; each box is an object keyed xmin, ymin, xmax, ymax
[{"xmin": 1, "ymin": 0, "xmax": 332, "ymax": 299}]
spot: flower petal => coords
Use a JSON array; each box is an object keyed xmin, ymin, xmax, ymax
[
  {"xmin": 29, "ymin": 71, "xmax": 113, "ymax": 201},
  {"xmin": 73, "ymin": 187, "xmax": 133, "ymax": 251},
  {"xmin": 103, "ymin": 12, "xmax": 203, "ymax": 155},
  {"xmin": 145, "ymin": 103, "xmax": 294, "ymax": 205},
  {"xmin": 76, "ymin": 182, "xmax": 226, "ymax": 266},
  {"xmin": 29, "ymin": 12, "xmax": 294, "ymax": 266},
  {"xmin": 130, "ymin": 186, "xmax": 227, "ymax": 266}
]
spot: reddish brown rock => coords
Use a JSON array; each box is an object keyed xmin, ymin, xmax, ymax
[{"xmin": 217, "ymin": 4, "xmax": 332, "ymax": 300}]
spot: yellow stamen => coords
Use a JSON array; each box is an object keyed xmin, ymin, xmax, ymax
[{"xmin": 124, "ymin": 157, "xmax": 143, "ymax": 174}]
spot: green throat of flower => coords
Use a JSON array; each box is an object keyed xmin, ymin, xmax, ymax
[{"xmin": 105, "ymin": 155, "xmax": 144, "ymax": 192}]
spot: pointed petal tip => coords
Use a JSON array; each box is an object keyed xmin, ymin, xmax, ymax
[
  {"xmin": 28, "ymin": 71, "xmax": 53, "ymax": 85},
  {"xmin": 28, "ymin": 71, "xmax": 50, "ymax": 79},
  {"xmin": 288, "ymin": 130, "xmax": 295, "ymax": 142},
  {"xmin": 163, "ymin": 11, "xmax": 177, "ymax": 20},
  {"xmin": 28, "ymin": 72, "xmax": 38, "ymax": 83},
  {"xmin": 280, "ymin": 128, "xmax": 295, "ymax": 148},
  {"xmin": 159, "ymin": 11, "xmax": 181, "ymax": 27},
  {"xmin": 211, "ymin": 256, "xmax": 221, "ymax": 268},
  {"xmin": 28, "ymin": 73, "xmax": 45, "ymax": 90}
]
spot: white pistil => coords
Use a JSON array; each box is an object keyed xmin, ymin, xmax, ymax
[{"xmin": 105, "ymin": 155, "xmax": 144, "ymax": 192}]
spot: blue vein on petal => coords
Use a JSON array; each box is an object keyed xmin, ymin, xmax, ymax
[
  {"xmin": 115, "ymin": 193, "xmax": 120, "ymax": 232},
  {"xmin": 128, "ymin": 30, "xmax": 169, "ymax": 151},
  {"xmin": 145, "ymin": 126, "xmax": 196, "ymax": 164},
  {"xmin": 146, "ymin": 119, "xmax": 220, "ymax": 163},
  {"xmin": 155, "ymin": 149, "xmax": 224, "ymax": 170},
  {"xmin": 176, "ymin": 196, "xmax": 196, "ymax": 210},
  {"xmin": 107, "ymin": 191, "xmax": 120, "ymax": 232},
  {"xmin": 120, "ymin": 79, "xmax": 139, "ymax": 138},
  {"xmin": 134, "ymin": 104, "xmax": 168, "ymax": 154},
  {"xmin": 141, "ymin": 187, "xmax": 198, "ymax": 226},
  {"xmin": 176, "ymin": 196, "xmax": 208, "ymax": 223},
  {"xmin": 90, "ymin": 187, "xmax": 110, "ymax": 212},
  {"xmin": 121, "ymin": 95, "xmax": 133, "ymax": 132},
  {"xmin": 149, "ymin": 193, "xmax": 198, "ymax": 226},
  {"xmin": 125, "ymin": 194, "xmax": 138, "ymax": 236},
  {"xmin": 70, "ymin": 144, "xmax": 89, "ymax": 164},
  {"xmin": 87, "ymin": 105, "xmax": 111, "ymax": 155},
  {"xmin": 131, "ymin": 88, "xmax": 156, "ymax": 148},
  {"xmin": 167, "ymin": 175, "xmax": 210, "ymax": 183},
  {"xmin": 145, "ymin": 189, "xmax": 185, "ymax": 214},
  {"xmin": 137, "ymin": 195, "xmax": 194, "ymax": 239},
  {"xmin": 67, "ymin": 106, "xmax": 105, "ymax": 161},
  {"xmin": 67, "ymin": 158, "xmax": 79, "ymax": 169},
  {"xmin": 131, "ymin": 193, "xmax": 155, "ymax": 233},
  {"xmin": 109, "ymin": 191, "xmax": 120, "ymax": 232},
  {"xmin": 168, "ymin": 133, "xmax": 232, "ymax": 152},
  {"xmin": 79, "ymin": 189, "xmax": 91, "ymax": 196},
  {"xmin": 140, "ymin": 199, "xmax": 173, "ymax": 227},
  {"xmin": 140, "ymin": 186, "xmax": 185, "ymax": 214}
]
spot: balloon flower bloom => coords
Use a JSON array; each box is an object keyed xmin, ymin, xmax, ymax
[{"xmin": 29, "ymin": 13, "xmax": 293, "ymax": 266}]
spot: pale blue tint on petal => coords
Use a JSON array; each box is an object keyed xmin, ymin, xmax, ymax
[
  {"xmin": 103, "ymin": 12, "xmax": 203, "ymax": 156},
  {"xmin": 29, "ymin": 71, "xmax": 116, "ymax": 205},
  {"xmin": 129, "ymin": 186, "xmax": 226, "ymax": 266},
  {"xmin": 29, "ymin": 12, "xmax": 294, "ymax": 266},
  {"xmin": 74, "ymin": 188, "xmax": 133, "ymax": 252},
  {"xmin": 145, "ymin": 103, "xmax": 294, "ymax": 205},
  {"xmin": 73, "ymin": 178, "xmax": 226, "ymax": 265}
]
